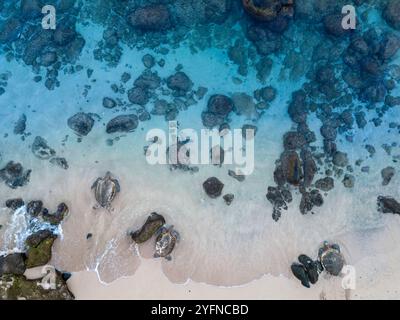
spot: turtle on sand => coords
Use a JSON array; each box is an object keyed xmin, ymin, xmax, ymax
[
  {"xmin": 318, "ymin": 241, "xmax": 345, "ymax": 276},
  {"xmin": 154, "ymin": 225, "xmax": 180, "ymax": 261},
  {"xmin": 91, "ymin": 172, "xmax": 120, "ymax": 211}
]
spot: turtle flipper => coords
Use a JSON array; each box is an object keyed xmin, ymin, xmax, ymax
[
  {"xmin": 165, "ymin": 255, "xmax": 172, "ymax": 262},
  {"xmin": 91, "ymin": 178, "xmax": 101, "ymax": 190},
  {"xmin": 153, "ymin": 253, "xmax": 160, "ymax": 259},
  {"xmin": 112, "ymin": 179, "xmax": 121, "ymax": 193}
]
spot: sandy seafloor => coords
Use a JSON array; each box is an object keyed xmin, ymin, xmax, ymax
[{"xmin": 0, "ymin": 17, "xmax": 400, "ymax": 300}]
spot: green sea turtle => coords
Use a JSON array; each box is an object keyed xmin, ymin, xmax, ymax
[
  {"xmin": 154, "ymin": 225, "xmax": 180, "ymax": 261},
  {"xmin": 318, "ymin": 241, "xmax": 345, "ymax": 276},
  {"xmin": 130, "ymin": 212, "xmax": 166, "ymax": 244},
  {"xmin": 91, "ymin": 172, "xmax": 120, "ymax": 211}
]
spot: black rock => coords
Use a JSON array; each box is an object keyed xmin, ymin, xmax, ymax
[
  {"xmin": 291, "ymin": 263, "xmax": 310, "ymax": 288},
  {"xmin": 283, "ymin": 132, "xmax": 307, "ymax": 150},
  {"xmin": 5, "ymin": 198, "xmax": 25, "ymax": 210},
  {"xmin": 142, "ymin": 54, "xmax": 155, "ymax": 68},
  {"xmin": 381, "ymin": 167, "xmax": 395, "ymax": 186},
  {"xmin": 0, "ymin": 161, "xmax": 31, "ymax": 189},
  {"xmin": 207, "ymin": 95, "xmax": 233, "ymax": 117},
  {"xmin": 203, "ymin": 177, "xmax": 224, "ymax": 199},
  {"xmin": 14, "ymin": 114, "xmax": 27, "ymax": 135},
  {"xmin": 102, "ymin": 97, "xmax": 117, "ymax": 109},
  {"xmin": 106, "ymin": 114, "xmax": 139, "ymax": 134},
  {"xmin": 0, "ymin": 253, "xmax": 26, "ymax": 276},
  {"xmin": 298, "ymin": 254, "xmax": 319, "ymax": 285},
  {"xmin": 378, "ymin": 196, "xmax": 400, "ymax": 214},
  {"xmin": 315, "ymin": 177, "xmax": 334, "ymax": 192},
  {"xmin": 383, "ymin": 0, "xmax": 400, "ymax": 30},
  {"xmin": 26, "ymin": 200, "xmax": 43, "ymax": 217},
  {"xmin": 128, "ymin": 5, "xmax": 172, "ymax": 31},
  {"xmin": 223, "ymin": 194, "xmax": 234, "ymax": 206},
  {"xmin": 127, "ymin": 86, "xmax": 149, "ymax": 106},
  {"xmin": 67, "ymin": 112, "xmax": 95, "ymax": 136},
  {"xmin": 166, "ymin": 72, "xmax": 193, "ymax": 96}
]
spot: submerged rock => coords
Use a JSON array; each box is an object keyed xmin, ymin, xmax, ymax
[
  {"xmin": 223, "ymin": 193, "xmax": 235, "ymax": 206},
  {"xmin": 280, "ymin": 151, "xmax": 303, "ymax": 186},
  {"xmin": 381, "ymin": 167, "xmax": 395, "ymax": 186},
  {"xmin": 32, "ymin": 136, "xmax": 56, "ymax": 160},
  {"xmin": 14, "ymin": 114, "xmax": 27, "ymax": 135},
  {"xmin": 50, "ymin": 157, "xmax": 69, "ymax": 170},
  {"xmin": 130, "ymin": 212, "xmax": 165, "ymax": 244},
  {"xmin": 106, "ymin": 114, "xmax": 138, "ymax": 134},
  {"xmin": 228, "ymin": 170, "xmax": 245, "ymax": 182},
  {"xmin": 315, "ymin": 177, "xmax": 334, "ymax": 192},
  {"xmin": 67, "ymin": 112, "xmax": 95, "ymax": 136},
  {"xmin": 102, "ymin": 97, "xmax": 117, "ymax": 109},
  {"xmin": 128, "ymin": 5, "xmax": 172, "ymax": 31},
  {"xmin": 166, "ymin": 72, "xmax": 193, "ymax": 96},
  {"xmin": 0, "ymin": 161, "xmax": 31, "ymax": 189},
  {"xmin": 203, "ymin": 177, "xmax": 224, "ymax": 198},
  {"xmin": 383, "ymin": 0, "xmax": 400, "ymax": 30},
  {"xmin": 378, "ymin": 196, "xmax": 400, "ymax": 214}
]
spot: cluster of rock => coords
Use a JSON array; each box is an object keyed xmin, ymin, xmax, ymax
[
  {"xmin": 130, "ymin": 212, "xmax": 180, "ymax": 261},
  {"xmin": 0, "ymin": 0, "xmax": 85, "ymax": 89},
  {"xmin": 378, "ymin": 196, "xmax": 400, "ymax": 215},
  {"xmin": 0, "ymin": 161, "xmax": 31, "ymax": 189},
  {"xmin": 32, "ymin": 136, "xmax": 69, "ymax": 170},
  {"xmin": 203, "ymin": 176, "xmax": 235, "ymax": 206},
  {"xmin": 0, "ymin": 199, "xmax": 73, "ymax": 300},
  {"xmin": 291, "ymin": 242, "xmax": 345, "ymax": 288}
]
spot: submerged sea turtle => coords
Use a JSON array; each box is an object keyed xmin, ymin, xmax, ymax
[
  {"xmin": 91, "ymin": 172, "xmax": 120, "ymax": 210},
  {"xmin": 130, "ymin": 212, "xmax": 166, "ymax": 244},
  {"xmin": 318, "ymin": 241, "xmax": 345, "ymax": 276},
  {"xmin": 154, "ymin": 225, "xmax": 180, "ymax": 261}
]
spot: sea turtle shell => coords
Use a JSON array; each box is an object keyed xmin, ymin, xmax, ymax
[
  {"xmin": 92, "ymin": 172, "xmax": 120, "ymax": 209},
  {"xmin": 319, "ymin": 243, "xmax": 345, "ymax": 276},
  {"xmin": 154, "ymin": 227, "xmax": 179, "ymax": 260}
]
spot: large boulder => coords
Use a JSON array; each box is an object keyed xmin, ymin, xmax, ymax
[
  {"xmin": 203, "ymin": 177, "xmax": 224, "ymax": 198},
  {"xmin": 166, "ymin": 72, "xmax": 193, "ymax": 96},
  {"xmin": 106, "ymin": 114, "xmax": 139, "ymax": 134},
  {"xmin": 0, "ymin": 253, "xmax": 26, "ymax": 276},
  {"xmin": 378, "ymin": 196, "xmax": 400, "ymax": 214},
  {"xmin": 67, "ymin": 112, "xmax": 95, "ymax": 136},
  {"xmin": 25, "ymin": 230, "xmax": 57, "ymax": 268}
]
